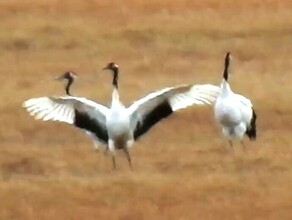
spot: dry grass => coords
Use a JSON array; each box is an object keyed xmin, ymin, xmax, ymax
[{"xmin": 0, "ymin": 0, "xmax": 292, "ymax": 219}]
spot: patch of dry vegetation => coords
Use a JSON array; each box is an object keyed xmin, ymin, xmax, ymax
[{"xmin": 0, "ymin": 0, "xmax": 292, "ymax": 219}]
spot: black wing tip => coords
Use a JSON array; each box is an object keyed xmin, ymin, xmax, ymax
[{"xmin": 246, "ymin": 108, "xmax": 257, "ymax": 140}]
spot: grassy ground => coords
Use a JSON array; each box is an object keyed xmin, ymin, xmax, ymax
[{"xmin": 1, "ymin": 0, "xmax": 292, "ymax": 219}]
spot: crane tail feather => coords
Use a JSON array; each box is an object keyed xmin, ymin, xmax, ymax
[{"xmin": 245, "ymin": 108, "xmax": 257, "ymax": 140}]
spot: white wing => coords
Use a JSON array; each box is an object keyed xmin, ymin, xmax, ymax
[
  {"xmin": 129, "ymin": 84, "xmax": 220, "ymax": 113},
  {"xmin": 23, "ymin": 96, "xmax": 109, "ymax": 144},
  {"xmin": 128, "ymin": 84, "xmax": 220, "ymax": 139}
]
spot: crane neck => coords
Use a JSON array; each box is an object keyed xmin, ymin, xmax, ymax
[
  {"xmin": 220, "ymin": 79, "xmax": 232, "ymax": 97},
  {"xmin": 223, "ymin": 57, "xmax": 229, "ymax": 81},
  {"xmin": 111, "ymin": 68, "xmax": 120, "ymax": 105},
  {"xmin": 65, "ymin": 78, "xmax": 73, "ymax": 96},
  {"xmin": 223, "ymin": 68, "xmax": 228, "ymax": 81},
  {"xmin": 112, "ymin": 68, "xmax": 119, "ymax": 89},
  {"xmin": 111, "ymin": 87, "xmax": 121, "ymax": 109},
  {"xmin": 221, "ymin": 54, "xmax": 231, "ymax": 96}
]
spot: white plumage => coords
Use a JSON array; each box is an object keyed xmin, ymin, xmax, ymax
[
  {"xmin": 214, "ymin": 52, "xmax": 257, "ymax": 149},
  {"xmin": 23, "ymin": 62, "xmax": 220, "ymax": 168}
]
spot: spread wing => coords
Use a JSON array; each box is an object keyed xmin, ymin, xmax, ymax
[
  {"xmin": 128, "ymin": 84, "xmax": 220, "ymax": 140},
  {"xmin": 23, "ymin": 96, "xmax": 109, "ymax": 145}
]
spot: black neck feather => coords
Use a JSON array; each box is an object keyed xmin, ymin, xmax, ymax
[
  {"xmin": 223, "ymin": 68, "xmax": 228, "ymax": 81},
  {"xmin": 112, "ymin": 68, "xmax": 119, "ymax": 89},
  {"xmin": 65, "ymin": 78, "xmax": 73, "ymax": 96},
  {"xmin": 223, "ymin": 54, "xmax": 230, "ymax": 81}
]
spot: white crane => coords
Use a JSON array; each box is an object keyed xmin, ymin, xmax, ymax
[
  {"xmin": 23, "ymin": 62, "xmax": 220, "ymax": 169},
  {"xmin": 214, "ymin": 52, "xmax": 257, "ymax": 149}
]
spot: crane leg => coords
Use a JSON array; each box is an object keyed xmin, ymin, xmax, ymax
[
  {"xmin": 112, "ymin": 155, "xmax": 116, "ymax": 170},
  {"xmin": 240, "ymin": 140, "xmax": 247, "ymax": 152},
  {"xmin": 108, "ymin": 140, "xmax": 116, "ymax": 170},
  {"xmin": 123, "ymin": 147, "xmax": 132, "ymax": 169},
  {"xmin": 228, "ymin": 140, "xmax": 233, "ymax": 150}
]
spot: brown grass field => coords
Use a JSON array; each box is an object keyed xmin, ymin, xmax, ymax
[{"xmin": 1, "ymin": 0, "xmax": 292, "ymax": 219}]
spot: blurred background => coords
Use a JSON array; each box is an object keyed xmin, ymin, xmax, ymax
[{"xmin": 1, "ymin": 0, "xmax": 292, "ymax": 219}]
